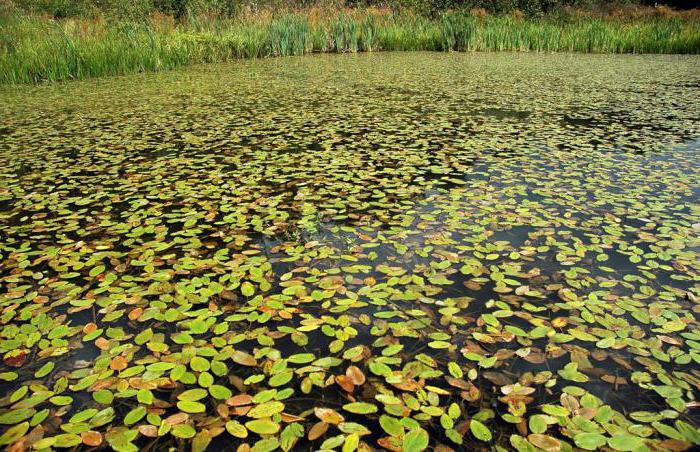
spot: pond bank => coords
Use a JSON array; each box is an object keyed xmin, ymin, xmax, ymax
[{"xmin": 1, "ymin": 8, "xmax": 699, "ymax": 84}]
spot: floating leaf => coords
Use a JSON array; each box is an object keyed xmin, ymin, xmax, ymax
[
  {"xmin": 403, "ymin": 428, "xmax": 429, "ymax": 452},
  {"xmin": 574, "ymin": 432, "xmax": 608, "ymax": 450},
  {"xmin": 528, "ymin": 415, "xmax": 547, "ymax": 434},
  {"xmin": 177, "ymin": 401, "xmax": 206, "ymax": 413},
  {"xmin": 380, "ymin": 415, "xmax": 403, "ymax": 437},
  {"xmin": 470, "ymin": 420, "xmax": 492, "ymax": 442},
  {"xmin": 245, "ymin": 419, "xmax": 280, "ymax": 435},
  {"xmin": 0, "ymin": 422, "xmax": 29, "ymax": 445},
  {"xmin": 343, "ymin": 402, "xmax": 377, "ymax": 414},
  {"xmin": 124, "ymin": 406, "xmax": 147, "ymax": 425},
  {"xmin": 172, "ymin": 424, "xmax": 196, "ymax": 439},
  {"xmin": 248, "ymin": 401, "xmax": 285, "ymax": 418},
  {"xmin": 315, "ymin": 408, "xmax": 344, "ymax": 425},
  {"xmin": 226, "ymin": 420, "xmax": 248, "ymax": 438},
  {"xmin": 608, "ymin": 435, "xmax": 646, "ymax": 451}
]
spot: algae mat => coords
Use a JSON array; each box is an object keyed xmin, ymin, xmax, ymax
[{"xmin": 0, "ymin": 52, "xmax": 699, "ymax": 451}]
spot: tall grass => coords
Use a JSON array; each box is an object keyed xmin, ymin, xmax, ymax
[{"xmin": 1, "ymin": 9, "xmax": 699, "ymax": 84}]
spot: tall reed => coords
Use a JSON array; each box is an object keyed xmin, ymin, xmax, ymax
[{"xmin": 1, "ymin": 9, "xmax": 698, "ymax": 84}]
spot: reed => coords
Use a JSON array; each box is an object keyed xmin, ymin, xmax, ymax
[{"xmin": 1, "ymin": 8, "xmax": 698, "ymax": 84}]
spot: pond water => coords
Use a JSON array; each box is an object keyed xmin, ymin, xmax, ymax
[{"xmin": 0, "ymin": 52, "xmax": 699, "ymax": 451}]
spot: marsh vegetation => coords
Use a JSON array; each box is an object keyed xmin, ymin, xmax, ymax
[{"xmin": 1, "ymin": 2, "xmax": 699, "ymax": 84}]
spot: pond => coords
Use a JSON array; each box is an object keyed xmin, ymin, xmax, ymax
[{"xmin": 0, "ymin": 52, "xmax": 699, "ymax": 451}]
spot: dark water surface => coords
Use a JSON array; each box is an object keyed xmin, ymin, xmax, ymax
[{"xmin": 0, "ymin": 53, "xmax": 699, "ymax": 451}]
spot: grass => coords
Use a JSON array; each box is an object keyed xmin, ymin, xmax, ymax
[{"xmin": 1, "ymin": 7, "xmax": 699, "ymax": 84}]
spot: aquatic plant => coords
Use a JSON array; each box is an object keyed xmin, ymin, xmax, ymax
[
  {"xmin": 0, "ymin": 10, "xmax": 699, "ymax": 84},
  {"xmin": 0, "ymin": 52, "xmax": 698, "ymax": 451}
]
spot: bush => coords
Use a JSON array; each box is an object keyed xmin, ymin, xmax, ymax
[
  {"xmin": 390, "ymin": 0, "xmax": 640, "ymax": 17},
  {"xmin": 15, "ymin": 0, "xmax": 98, "ymax": 17},
  {"xmin": 7, "ymin": 0, "xmax": 652, "ymax": 19}
]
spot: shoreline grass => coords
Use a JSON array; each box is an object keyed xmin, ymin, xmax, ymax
[{"xmin": 1, "ymin": 8, "xmax": 699, "ymax": 84}]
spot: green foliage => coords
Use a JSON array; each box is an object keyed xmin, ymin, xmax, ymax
[
  {"xmin": 14, "ymin": 0, "xmax": 98, "ymax": 18},
  {"xmin": 0, "ymin": 9, "xmax": 698, "ymax": 84},
  {"xmin": 401, "ymin": 0, "xmax": 634, "ymax": 16},
  {"xmin": 7, "ymin": 0, "xmax": 651, "ymax": 19},
  {"xmin": 267, "ymin": 15, "xmax": 311, "ymax": 56}
]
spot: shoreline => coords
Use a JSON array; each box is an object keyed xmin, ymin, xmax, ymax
[{"xmin": 1, "ymin": 9, "xmax": 699, "ymax": 85}]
